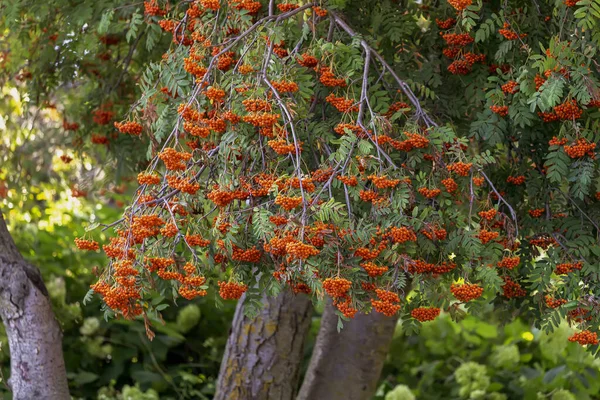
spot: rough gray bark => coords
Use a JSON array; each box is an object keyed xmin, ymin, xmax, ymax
[
  {"xmin": 297, "ymin": 298, "xmax": 399, "ymax": 400},
  {"xmin": 0, "ymin": 211, "xmax": 70, "ymax": 399},
  {"xmin": 214, "ymin": 289, "xmax": 313, "ymax": 400}
]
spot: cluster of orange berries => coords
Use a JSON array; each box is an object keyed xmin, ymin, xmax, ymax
[
  {"xmin": 325, "ymin": 93, "xmax": 359, "ymax": 113},
  {"xmin": 243, "ymin": 112, "xmax": 280, "ymax": 127},
  {"xmin": 411, "ymin": 307, "xmax": 441, "ymax": 322},
  {"xmin": 63, "ymin": 120, "xmax": 79, "ymax": 131},
  {"xmin": 442, "ymin": 33, "xmax": 474, "ymax": 47},
  {"xmin": 92, "ymin": 108, "xmax": 114, "ymax": 125},
  {"xmin": 276, "ymin": 3, "xmax": 299, "ymax": 12},
  {"xmin": 498, "ymin": 256, "xmax": 520, "ymax": 269},
  {"xmin": 478, "ymin": 209, "xmax": 497, "ymax": 221},
  {"xmin": 275, "ymin": 195, "xmax": 303, "ymax": 210},
  {"xmin": 371, "ymin": 289, "xmax": 401, "ymax": 317},
  {"xmin": 418, "ymin": 187, "xmax": 441, "ymax": 198},
  {"xmin": 436, "ymin": 18, "xmax": 456, "ymax": 30},
  {"xmin": 74, "ymin": 238, "xmax": 99, "ymax": 251},
  {"xmin": 144, "ymin": 0, "xmax": 167, "ymax": 16},
  {"xmin": 387, "ymin": 227, "xmax": 417, "ymax": 243},
  {"xmin": 312, "ymin": 6, "xmax": 328, "ymax": 17},
  {"xmin": 490, "ymin": 105, "xmax": 509, "ymax": 117},
  {"xmin": 563, "ymin": 138, "xmax": 596, "ymax": 158},
  {"xmin": 272, "ymin": 80, "xmax": 299, "ymax": 93},
  {"xmin": 528, "ymin": 208, "xmax": 544, "ymax": 218},
  {"xmin": 529, "ymin": 235, "xmax": 557, "ymax": 249},
  {"xmin": 286, "ymin": 242, "xmax": 320, "ymax": 260},
  {"xmin": 231, "ymin": 246, "xmax": 261, "ymax": 263},
  {"xmin": 421, "ymin": 227, "xmax": 447, "ymax": 241},
  {"xmin": 498, "ymin": 23, "xmax": 527, "ymax": 40},
  {"xmin": 564, "ymin": 0, "xmax": 581, "ymax": 7},
  {"xmin": 114, "ymin": 121, "xmax": 143, "ymax": 136},
  {"xmin": 159, "ymin": 148, "xmax": 192, "ymax": 171},
  {"xmin": 160, "ymin": 223, "xmax": 178, "ymax": 237},
  {"xmin": 333, "ymin": 123, "xmax": 362, "ymax": 136},
  {"xmin": 137, "ymin": 173, "xmax": 161, "ymax": 186},
  {"xmin": 335, "ymin": 298, "xmax": 358, "ymax": 318},
  {"xmin": 477, "ymin": 229, "xmax": 499, "ymax": 244},
  {"xmin": 242, "ymin": 98, "xmax": 272, "ymax": 112},
  {"xmin": 555, "ymin": 262, "xmax": 582, "ymax": 275},
  {"xmin": 549, "ymin": 136, "xmax": 568, "ymax": 147},
  {"xmin": 185, "ymin": 234, "xmax": 210, "ymax": 247},
  {"xmin": 200, "ymin": 0, "xmax": 220, "ymax": 11},
  {"xmin": 441, "ymin": 178, "xmax": 458, "ymax": 193},
  {"xmin": 545, "ymin": 295, "xmax": 567, "ymax": 309},
  {"xmin": 368, "ymin": 175, "xmax": 400, "ymax": 189},
  {"xmin": 502, "ymin": 276, "xmax": 526, "ymax": 298},
  {"xmin": 360, "ymin": 262, "xmax": 388, "ymax": 277},
  {"xmin": 568, "ymin": 330, "xmax": 598, "ymax": 346},
  {"xmin": 318, "ymin": 67, "xmax": 346, "ymax": 87},
  {"xmin": 450, "ymin": 283, "xmax": 483, "ymax": 302},
  {"xmin": 506, "ymin": 175, "xmax": 525, "ymax": 185},
  {"xmin": 206, "ymin": 87, "xmax": 225, "ymax": 101},
  {"xmin": 447, "ymin": 162, "xmax": 472, "ymax": 176},
  {"xmin": 268, "ymin": 139, "xmax": 302, "ymax": 155},
  {"xmin": 407, "ymin": 259, "xmax": 456, "ymax": 275},
  {"xmin": 166, "ymin": 175, "xmax": 200, "ymax": 194},
  {"xmin": 501, "ymin": 81, "xmax": 519, "ymax": 94},
  {"xmin": 297, "ymin": 53, "xmax": 318, "ymax": 68},
  {"xmin": 337, "ymin": 175, "xmax": 358, "ymax": 186},
  {"xmin": 218, "ymin": 281, "xmax": 248, "ymax": 300},
  {"xmin": 323, "ymin": 277, "xmax": 352, "ymax": 298},
  {"xmin": 554, "ymin": 99, "xmax": 583, "ymax": 120},
  {"xmin": 448, "ymin": 0, "xmax": 472, "ymax": 10},
  {"xmin": 91, "ymin": 134, "xmax": 110, "ymax": 145}
]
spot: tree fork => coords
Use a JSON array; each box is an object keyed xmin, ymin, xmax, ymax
[
  {"xmin": 0, "ymin": 212, "xmax": 70, "ymax": 399},
  {"xmin": 297, "ymin": 299, "xmax": 398, "ymax": 400},
  {"xmin": 215, "ymin": 289, "xmax": 313, "ymax": 400}
]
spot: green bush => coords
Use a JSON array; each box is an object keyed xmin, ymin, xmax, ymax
[{"xmin": 377, "ymin": 314, "xmax": 599, "ymax": 400}]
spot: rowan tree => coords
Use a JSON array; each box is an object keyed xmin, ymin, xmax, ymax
[{"xmin": 4, "ymin": 0, "xmax": 600, "ymax": 398}]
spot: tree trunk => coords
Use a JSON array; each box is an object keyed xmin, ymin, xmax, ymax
[
  {"xmin": 297, "ymin": 298, "xmax": 398, "ymax": 400},
  {"xmin": 0, "ymin": 211, "xmax": 70, "ymax": 399},
  {"xmin": 214, "ymin": 289, "xmax": 313, "ymax": 400}
]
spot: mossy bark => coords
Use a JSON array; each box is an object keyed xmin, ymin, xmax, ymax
[
  {"xmin": 215, "ymin": 290, "xmax": 313, "ymax": 400},
  {"xmin": 297, "ymin": 298, "xmax": 398, "ymax": 400},
  {"xmin": 0, "ymin": 212, "xmax": 70, "ymax": 399}
]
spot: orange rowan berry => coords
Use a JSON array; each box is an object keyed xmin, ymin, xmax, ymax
[
  {"xmin": 137, "ymin": 173, "xmax": 160, "ymax": 185},
  {"xmin": 337, "ymin": 175, "xmax": 358, "ymax": 186},
  {"xmin": 477, "ymin": 229, "xmax": 499, "ymax": 244},
  {"xmin": 569, "ymin": 330, "xmax": 598, "ymax": 345},
  {"xmin": 555, "ymin": 261, "xmax": 582, "ymax": 275},
  {"xmin": 502, "ymin": 276, "xmax": 526, "ymax": 298},
  {"xmin": 371, "ymin": 299, "xmax": 401, "ymax": 316},
  {"xmin": 450, "ymin": 283, "xmax": 484, "ymax": 302},
  {"xmin": 387, "ymin": 226, "xmax": 417, "ymax": 243},
  {"xmin": 360, "ymin": 262, "xmax": 388, "ymax": 277},
  {"xmin": 275, "ymin": 195, "xmax": 303, "ymax": 210},
  {"xmin": 114, "ymin": 121, "xmax": 142, "ymax": 136},
  {"xmin": 490, "ymin": 105, "xmax": 509, "ymax": 117},
  {"xmin": 74, "ymin": 238, "xmax": 99, "ymax": 251},
  {"xmin": 159, "ymin": 148, "xmax": 192, "ymax": 171},
  {"xmin": 436, "ymin": 18, "xmax": 456, "ymax": 30},
  {"xmin": 447, "ymin": 0, "xmax": 472, "ymax": 10},
  {"xmin": 545, "ymin": 295, "xmax": 567, "ymax": 309},
  {"xmin": 312, "ymin": 6, "xmax": 328, "ymax": 17},
  {"xmin": 501, "ymin": 80, "xmax": 519, "ymax": 94},
  {"xmin": 506, "ymin": 175, "xmax": 525, "ymax": 185},
  {"xmin": 564, "ymin": 138, "xmax": 596, "ymax": 158},
  {"xmin": 297, "ymin": 53, "xmax": 318, "ymax": 68},
  {"xmin": 411, "ymin": 307, "xmax": 441, "ymax": 322},
  {"xmin": 441, "ymin": 178, "xmax": 458, "ymax": 193},
  {"xmin": 498, "ymin": 256, "xmax": 520, "ymax": 269},
  {"xmin": 185, "ymin": 234, "xmax": 210, "ymax": 247},
  {"xmin": 528, "ymin": 208, "xmax": 545, "ymax": 218},
  {"xmin": 286, "ymin": 241, "xmax": 319, "ymax": 260},
  {"xmin": 218, "ymin": 281, "xmax": 248, "ymax": 300},
  {"xmin": 322, "ymin": 277, "xmax": 352, "ymax": 298},
  {"xmin": 418, "ymin": 187, "xmax": 441, "ymax": 198},
  {"xmin": 335, "ymin": 298, "xmax": 358, "ymax": 318}
]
